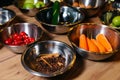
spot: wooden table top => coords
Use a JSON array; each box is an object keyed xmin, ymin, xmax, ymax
[{"xmin": 0, "ymin": 5, "xmax": 120, "ymax": 80}]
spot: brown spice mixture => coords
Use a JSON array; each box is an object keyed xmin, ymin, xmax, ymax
[{"xmin": 34, "ymin": 53, "xmax": 65, "ymax": 74}]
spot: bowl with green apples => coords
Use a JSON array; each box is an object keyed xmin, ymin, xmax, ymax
[{"xmin": 14, "ymin": 0, "xmax": 52, "ymax": 17}]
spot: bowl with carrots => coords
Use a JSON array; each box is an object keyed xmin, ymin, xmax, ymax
[{"xmin": 68, "ymin": 23, "xmax": 120, "ymax": 61}]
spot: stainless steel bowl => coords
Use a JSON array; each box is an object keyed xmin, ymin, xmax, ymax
[
  {"xmin": 0, "ymin": 23, "xmax": 43, "ymax": 53},
  {"xmin": 35, "ymin": 6, "xmax": 85, "ymax": 34},
  {"xmin": 68, "ymin": 23, "xmax": 120, "ymax": 61},
  {"xmin": 14, "ymin": 0, "xmax": 52, "ymax": 17},
  {"xmin": 21, "ymin": 40, "xmax": 76, "ymax": 77},
  {"xmin": 0, "ymin": 8, "xmax": 16, "ymax": 29},
  {"xmin": 63, "ymin": 0, "xmax": 108, "ymax": 17}
]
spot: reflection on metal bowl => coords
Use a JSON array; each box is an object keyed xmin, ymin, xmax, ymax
[{"xmin": 0, "ymin": 8, "xmax": 16, "ymax": 29}]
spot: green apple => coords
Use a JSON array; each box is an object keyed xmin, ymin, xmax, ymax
[
  {"xmin": 35, "ymin": 1, "xmax": 45, "ymax": 8},
  {"xmin": 23, "ymin": 3, "xmax": 34, "ymax": 9},
  {"xmin": 112, "ymin": 16, "xmax": 120, "ymax": 27}
]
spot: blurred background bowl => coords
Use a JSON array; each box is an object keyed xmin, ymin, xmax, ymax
[
  {"xmin": 14, "ymin": 0, "xmax": 52, "ymax": 17},
  {"xmin": 68, "ymin": 23, "xmax": 120, "ymax": 61},
  {"xmin": 0, "ymin": 8, "xmax": 16, "ymax": 30},
  {"xmin": 35, "ymin": 6, "xmax": 85, "ymax": 34},
  {"xmin": 0, "ymin": 23, "xmax": 43, "ymax": 53},
  {"xmin": 99, "ymin": 1, "xmax": 120, "ymax": 31},
  {"xmin": 21, "ymin": 40, "xmax": 76, "ymax": 77},
  {"xmin": 63, "ymin": 0, "xmax": 108, "ymax": 17}
]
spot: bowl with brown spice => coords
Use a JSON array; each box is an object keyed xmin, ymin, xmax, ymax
[{"xmin": 21, "ymin": 40, "xmax": 76, "ymax": 77}]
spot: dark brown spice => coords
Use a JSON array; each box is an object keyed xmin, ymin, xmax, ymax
[{"xmin": 34, "ymin": 53, "xmax": 65, "ymax": 74}]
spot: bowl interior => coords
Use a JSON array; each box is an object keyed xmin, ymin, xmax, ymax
[
  {"xmin": 21, "ymin": 40, "xmax": 76, "ymax": 77},
  {"xmin": 36, "ymin": 6, "xmax": 84, "ymax": 26},
  {"xmin": 0, "ymin": 23, "xmax": 43, "ymax": 45},
  {"xmin": 0, "ymin": 8, "xmax": 16, "ymax": 25},
  {"xmin": 69, "ymin": 23, "xmax": 120, "ymax": 52},
  {"xmin": 68, "ymin": 23, "xmax": 120, "ymax": 60}
]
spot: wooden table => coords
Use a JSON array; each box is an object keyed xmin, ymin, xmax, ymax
[{"xmin": 0, "ymin": 5, "xmax": 120, "ymax": 80}]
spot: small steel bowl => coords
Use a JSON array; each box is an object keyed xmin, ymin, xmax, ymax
[
  {"xmin": 0, "ymin": 23, "xmax": 43, "ymax": 53},
  {"xmin": 68, "ymin": 23, "xmax": 120, "ymax": 61},
  {"xmin": 35, "ymin": 6, "xmax": 85, "ymax": 34},
  {"xmin": 14, "ymin": 0, "xmax": 52, "ymax": 17},
  {"xmin": 0, "ymin": 8, "xmax": 16, "ymax": 29},
  {"xmin": 63, "ymin": 0, "xmax": 108, "ymax": 17},
  {"xmin": 21, "ymin": 40, "xmax": 76, "ymax": 77}
]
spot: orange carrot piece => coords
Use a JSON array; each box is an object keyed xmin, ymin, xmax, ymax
[
  {"xmin": 96, "ymin": 34, "xmax": 113, "ymax": 52},
  {"xmin": 79, "ymin": 34, "xmax": 88, "ymax": 50},
  {"xmin": 87, "ymin": 37, "xmax": 99, "ymax": 52},
  {"xmin": 91, "ymin": 39, "xmax": 106, "ymax": 53}
]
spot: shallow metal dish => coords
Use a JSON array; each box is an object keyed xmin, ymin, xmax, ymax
[{"xmin": 21, "ymin": 40, "xmax": 76, "ymax": 77}]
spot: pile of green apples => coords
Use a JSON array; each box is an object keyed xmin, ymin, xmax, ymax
[{"xmin": 22, "ymin": 0, "xmax": 45, "ymax": 9}]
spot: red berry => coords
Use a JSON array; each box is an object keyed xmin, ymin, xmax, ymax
[
  {"xmin": 16, "ymin": 35, "xmax": 22, "ymax": 40},
  {"xmin": 29, "ymin": 37, "xmax": 35, "ymax": 43},
  {"xmin": 20, "ymin": 32, "xmax": 27, "ymax": 36},
  {"xmin": 12, "ymin": 33, "xmax": 19, "ymax": 39},
  {"xmin": 23, "ymin": 35, "xmax": 29, "ymax": 39},
  {"xmin": 5, "ymin": 38, "xmax": 12, "ymax": 45}
]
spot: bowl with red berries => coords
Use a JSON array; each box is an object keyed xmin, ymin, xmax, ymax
[{"xmin": 0, "ymin": 23, "xmax": 44, "ymax": 53}]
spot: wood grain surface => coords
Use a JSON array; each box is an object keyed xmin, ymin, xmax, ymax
[{"xmin": 0, "ymin": 5, "xmax": 120, "ymax": 80}]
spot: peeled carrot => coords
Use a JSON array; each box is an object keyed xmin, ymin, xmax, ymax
[
  {"xmin": 79, "ymin": 34, "xmax": 88, "ymax": 50},
  {"xmin": 87, "ymin": 37, "xmax": 99, "ymax": 52},
  {"xmin": 91, "ymin": 39, "xmax": 106, "ymax": 53},
  {"xmin": 96, "ymin": 34, "xmax": 113, "ymax": 52}
]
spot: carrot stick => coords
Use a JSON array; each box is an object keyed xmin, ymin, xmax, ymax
[
  {"xmin": 79, "ymin": 34, "xmax": 88, "ymax": 50},
  {"xmin": 91, "ymin": 39, "xmax": 106, "ymax": 53},
  {"xmin": 96, "ymin": 34, "xmax": 113, "ymax": 52},
  {"xmin": 87, "ymin": 37, "xmax": 99, "ymax": 52}
]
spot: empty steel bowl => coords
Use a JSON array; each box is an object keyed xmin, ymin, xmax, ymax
[
  {"xmin": 63, "ymin": 0, "xmax": 108, "ymax": 17},
  {"xmin": 14, "ymin": 0, "xmax": 52, "ymax": 17},
  {"xmin": 0, "ymin": 8, "xmax": 16, "ymax": 29},
  {"xmin": 0, "ymin": 23, "xmax": 43, "ymax": 53},
  {"xmin": 68, "ymin": 23, "xmax": 120, "ymax": 61},
  {"xmin": 35, "ymin": 6, "xmax": 85, "ymax": 34},
  {"xmin": 21, "ymin": 40, "xmax": 76, "ymax": 77}
]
